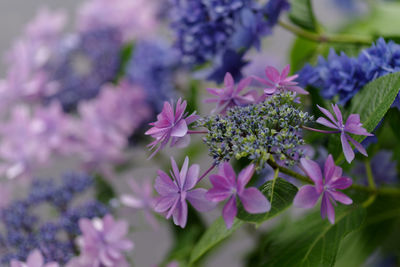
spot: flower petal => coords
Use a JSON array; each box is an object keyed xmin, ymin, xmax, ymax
[
  {"xmin": 239, "ymin": 187, "xmax": 270, "ymax": 213},
  {"xmin": 224, "ymin": 72, "xmax": 235, "ymax": 87},
  {"xmin": 293, "ymin": 185, "xmax": 321, "ymax": 209},
  {"xmin": 183, "ymin": 163, "xmax": 200, "ymax": 191},
  {"xmin": 321, "ymin": 193, "xmax": 335, "ymax": 224},
  {"xmin": 329, "ymin": 191, "xmax": 353, "ymax": 205},
  {"xmin": 341, "ymin": 132, "xmax": 355, "ymax": 163},
  {"xmin": 170, "ymin": 119, "xmax": 188, "ymax": 137},
  {"xmin": 154, "ymin": 170, "xmax": 177, "ymax": 195},
  {"xmin": 265, "ymin": 66, "xmax": 281, "ymax": 83},
  {"xmin": 346, "ymin": 134, "xmax": 368, "ymax": 156},
  {"xmin": 300, "ymin": 158, "xmax": 323, "ymax": 186},
  {"xmin": 172, "ymin": 199, "xmax": 188, "ymax": 228},
  {"xmin": 317, "ymin": 105, "xmax": 338, "ymax": 127},
  {"xmin": 187, "ymin": 188, "xmax": 216, "ymax": 212},
  {"xmin": 222, "ymin": 196, "xmax": 237, "ymax": 229},
  {"xmin": 329, "ymin": 177, "xmax": 352, "ymax": 190},
  {"xmin": 237, "ymin": 164, "xmax": 255, "ymax": 191},
  {"xmin": 316, "ymin": 117, "xmax": 338, "ymax": 130},
  {"xmin": 332, "ymin": 104, "xmax": 343, "ymax": 125}
]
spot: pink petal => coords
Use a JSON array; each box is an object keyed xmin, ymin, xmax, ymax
[
  {"xmin": 222, "ymin": 196, "xmax": 237, "ymax": 229},
  {"xmin": 206, "ymin": 88, "xmax": 221, "ymax": 97},
  {"xmin": 162, "ymin": 102, "xmax": 174, "ymax": 123},
  {"xmin": 187, "ymin": 188, "xmax": 216, "ymax": 212},
  {"xmin": 293, "ymin": 185, "xmax": 321, "ymax": 209},
  {"xmin": 265, "ymin": 66, "xmax": 280, "ymax": 83},
  {"xmin": 332, "ymin": 104, "xmax": 343, "ymax": 125},
  {"xmin": 154, "ymin": 170, "xmax": 177, "ymax": 195},
  {"xmin": 174, "ymin": 98, "xmax": 187, "ymax": 121},
  {"xmin": 178, "ymin": 156, "xmax": 190, "ymax": 188},
  {"xmin": 221, "ymin": 162, "xmax": 237, "ymax": 185},
  {"xmin": 224, "ymin": 72, "xmax": 235, "ymax": 87},
  {"xmin": 236, "ymin": 77, "xmax": 253, "ymax": 94},
  {"xmin": 323, "ymin": 155, "xmax": 336, "ymax": 184},
  {"xmin": 263, "ymin": 87, "xmax": 278, "ymax": 94},
  {"xmin": 329, "ymin": 177, "xmax": 352, "ymax": 189},
  {"xmin": 288, "ymin": 85, "xmax": 309, "ymax": 95},
  {"xmin": 317, "ymin": 105, "xmax": 338, "ymax": 126},
  {"xmin": 120, "ymin": 194, "xmax": 143, "ymax": 209},
  {"xmin": 280, "ymin": 64, "xmax": 290, "ymax": 79},
  {"xmin": 185, "ymin": 113, "xmax": 200, "ymax": 125},
  {"xmin": 209, "ymin": 174, "xmax": 235, "ymax": 190},
  {"xmin": 316, "ymin": 117, "xmax": 339, "ymax": 130},
  {"xmin": 237, "ymin": 164, "xmax": 255, "ymax": 191},
  {"xmin": 183, "ymin": 163, "xmax": 200, "ymax": 191},
  {"xmin": 170, "ymin": 119, "xmax": 188, "ymax": 137},
  {"xmin": 346, "ymin": 134, "xmax": 368, "ymax": 156},
  {"xmin": 328, "ymin": 191, "xmax": 353, "ymax": 205},
  {"xmin": 170, "ymin": 157, "xmax": 181, "ymax": 186},
  {"xmin": 239, "ymin": 187, "xmax": 270, "ymax": 213},
  {"xmin": 300, "ymin": 158, "xmax": 323, "ymax": 186},
  {"xmin": 105, "ymin": 221, "xmax": 128, "ymax": 243},
  {"xmin": 27, "ymin": 250, "xmax": 44, "ymax": 267},
  {"xmin": 341, "ymin": 133, "xmax": 355, "ymax": 163},
  {"xmin": 206, "ymin": 187, "xmax": 232, "ymax": 202},
  {"xmin": 172, "ymin": 199, "xmax": 188, "ymax": 228},
  {"xmin": 154, "ymin": 195, "xmax": 178, "ymax": 213},
  {"xmin": 79, "ymin": 218, "xmax": 97, "ymax": 238},
  {"xmin": 252, "ymin": 75, "xmax": 274, "ymax": 87},
  {"xmin": 321, "ymin": 193, "xmax": 335, "ymax": 224}
]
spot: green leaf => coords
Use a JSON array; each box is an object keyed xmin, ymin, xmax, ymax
[
  {"xmin": 189, "ymin": 178, "xmax": 298, "ymax": 265},
  {"xmin": 288, "ymin": 0, "xmax": 318, "ymax": 32},
  {"xmin": 114, "ymin": 42, "xmax": 134, "ymax": 82},
  {"xmin": 254, "ymin": 206, "xmax": 366, "ymax": 267},
  {"xmin": 94, "ymin": 174, "xmax": 116, "ymax": 204},
  {"xmin": 329, "ymin": 72, "xmax": 400, "ymax": 162},
  {"xmin": 237, "ymin": 178, "xmax": 298, "ymax": 223},
  {"xmin": 344, "ymin": 3, "xmax": 400, "ymax": 38},
  {"xmin": 189, "ymin": 218, "xmax": 244, "ymax": 265},
  {"xmin": 335, "ymin": 196, "xmax": 400, "ymax": 267},
  {"xmin": 289, "ymin": 37, "xmax": 319, "ymax": 72}
]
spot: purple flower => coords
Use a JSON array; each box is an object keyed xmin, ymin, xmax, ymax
[
  {"xmin": 294, "ymin": 155, "xmax": 353, "ymax": 224},
  {"xmin": 205, "ymin": 72, "xmax": 258, "ymax": 114},
  {"xmin": 253, "ymin": 65, "xmax": 309, "ymax": 95},
  {"xmin": 10, "ymin": 249, "xmax": 59, "ymax": 267},
  {"xmin": 120, "ymin": 178, "xmax": 158, "ymax": 229},
  {"xmin": 145, "ymin": 98, "xmax": 199, "ymax": 158},
  {"xmin": 206, "ymin": 163, "xmax": 270, "ymax": 228},
  {"xmin": 316, "ymin": 104, "xmax": 373, "ymax": 163},
  {"xmin": 154, "ymin": 156, "xmax": 215, "ymax": 228},
  {"xmin": 73, "ymin": 214, "xmax": 133, "ymax": 267}
]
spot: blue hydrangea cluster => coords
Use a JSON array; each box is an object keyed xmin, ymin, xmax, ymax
[
  {"xmin": 169, "ymin": 0, "xmax": 289, "ymax": 82},
  {"xmin": 44, "ymin": 28, "xmax": 123, "ymax": 111},
  {"xmin": 199, "ymin": 92, "xmax": 313, "ymax": 168},
  {"xmin": 298, "ymin": 38, "xmax": 400, "ymax": 108},
  {"xmin": 0, "ymin": 173, "xmax": 109, "ymax": 264},
  {"xmin": 126, "ymin": 39, "xmax": 179, "ymax": 112}
]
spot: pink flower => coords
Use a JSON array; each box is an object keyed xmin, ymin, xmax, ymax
[
  {"xmin": 78, "ymin": 0, "xmax": 158, "ymax": 41},
  {"xmin": 10, "ymin": 249, "xmax": 59, "ymax": 267},
  {"xmin": 206, "ymin": 163, "xmax": 271, "ymax": 228},
  {"xmin": 74, "ymin": 214, "xmax": 134, "ymax": 267},
  {"xmin": 316, "ymin": 104, "xmax": 373, "ymax": 163},
  {"xmin": 145, "ymin": 98, "xmax": 199, "ymax": 158},
  {"xmin": 154, "ymin": 156, "xmax": 215, "ymax": 228},
  {"xmin": 205, "ymin": 72, "xmax": 258, "ymax": 114},
  {"xmin": 253, "ymin": 65, "xmax": 308, "ymax": 95},
  {"xmin": 294, "ymin": 155, "xmax": 353, "ymax": 224},
  {"xmin": 120, "ymin": 178, "xmax": 158, "ymax": 229}
]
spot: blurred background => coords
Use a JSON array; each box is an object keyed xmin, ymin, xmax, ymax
[{"xmin": 0, "ymin": 1, "xmax": 366, "ymax": 266}]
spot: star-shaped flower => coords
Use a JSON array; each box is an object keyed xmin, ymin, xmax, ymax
[
  {"xmin": 205, "ymin": 72, "xmax": 258, "ymax": 114},
  {"xmin": 154, "ymin": 156, "xmax": 215, "ymax": 228},
  {"xmin": 206, "ymin": 163, "xmax": 270, "ymax": 228},
  {"xmin": 316, "ymin": 104, "xmax": 373, "ymax": 163},
  {"xmin": 294, "ymin": 155, "xmax": 353, "ymax": 224},
  {"xmin": 145, "ymin": 98, "xmax": 199, "ymax": 158},
  {"xmin": 253, "ymin": 65, "xmax": 308, "ymax": 95}
]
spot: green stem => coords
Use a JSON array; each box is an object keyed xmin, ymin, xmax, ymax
[
  {"xmin": 278, "ymin": 20, "xmax": 372, "ymax": 45},
  {"xmin": 266, "ymin": 159, "xmax": 400, "ymax": 197},
  {"xmin": 364, "ymin": 160, "xmax": 376, "ymax": 189}
]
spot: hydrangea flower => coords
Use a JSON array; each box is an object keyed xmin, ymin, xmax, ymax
[
  {"xmin": 253, "ymin": 65, "xmax": 308, "ymax": 95},
  {"xmin": 73, "ymin": 215, "xmax": 133, "ymax": 267},
  {"xmin": 120, "ymin": 178, "xmax": 158, "ymax": 229},
  {"xmin": 154, "ymin": 157, "xmax": 215, "ymax": 228},
  {"xmin": 78, "ymin": 0, "xmax": 158, "ymax": 41},
  {"xmin": 263, "ymin": 0, "xmax": 290, "ymax": 28},
  {"xmin": 10, "ymin": 249, "xmax": 59, "ymax": 267},
  {"xmin": 294, "ymin": 155, "xmax": 353, "ymax": 224},
  {"xmin": 206, "ymin": 163, "xmax": 270, "ymax": 228},
  {"xmin": 298, "ymin": 38, "xmax": 400, "ymax": 107},
  {"xmin": 205, "ymin": 72, "xmax": 257, "ymax": 114},
  {"xmin": 145, "ymin": 98, "xmax": 199, "ymax": 157},
  {"xmin": 315, "ymin": 104, "xmax": 373, "ymax": 163}
]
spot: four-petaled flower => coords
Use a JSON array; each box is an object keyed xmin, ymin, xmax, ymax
[
  {"xmin": 206, "ymin": 163, "xmax": 271, "ymax": 228},
  {"xmin": 74, "ymin": 214, "xmax": 134, "ymax": 267},
  {"xmin": 205, "ymin": 72, "xmax": 258, "ymax": 114},
  {"xmin": 316, "ymin": 104, "xmax": 373, "ymax": 163},
  {"xmin": 11, "ymin": 249, "xmax": 59, "ymax": 267},
  {"xmin": 154, "ymin": 156, "xmax": 215, "ymax": 228},
  {"xmin": 294, "ymin": 155, "xmax": 353, "ymax": 224},
  {"xmin": 145, "ymin": 98, "xmax": 199, "ymax": 158},
  {"xmin": 253, "ymin": 65, "xmax": 309, "ymax": 95}
]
